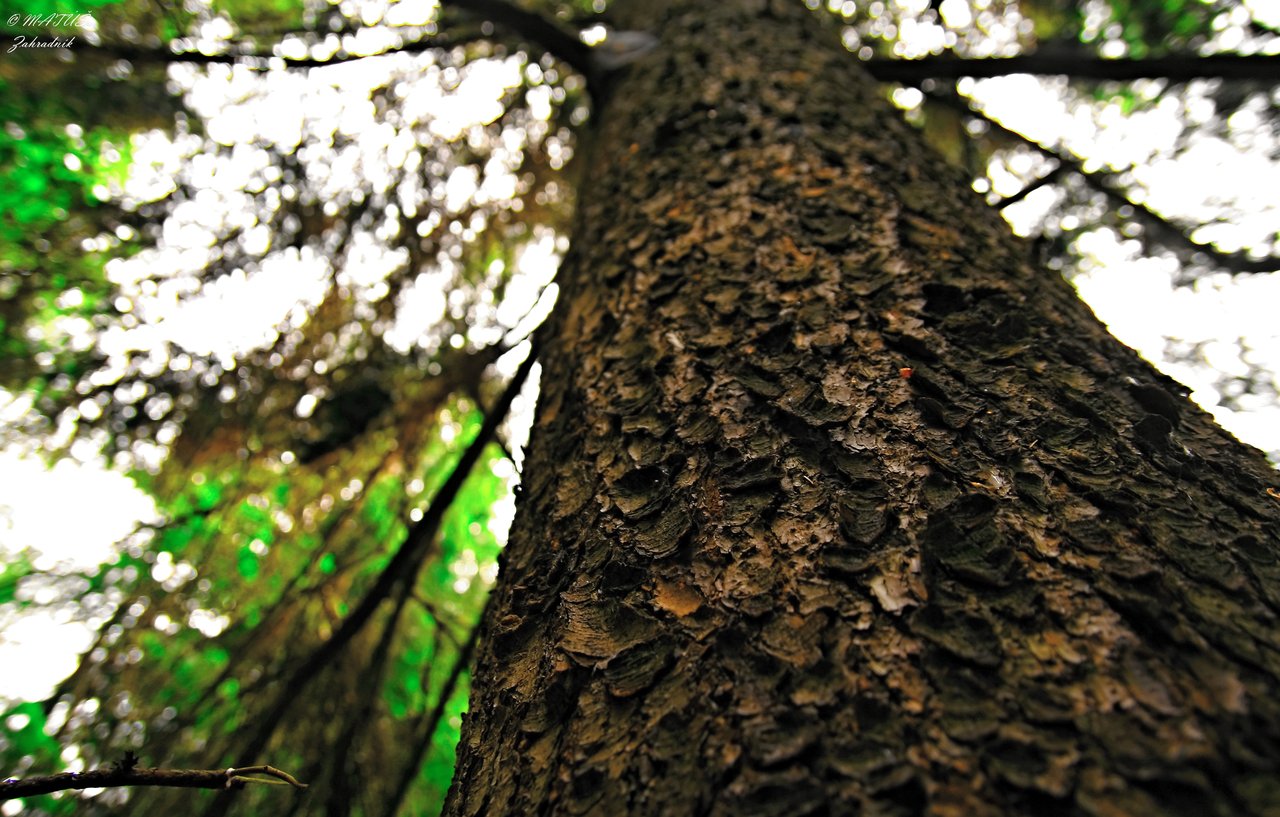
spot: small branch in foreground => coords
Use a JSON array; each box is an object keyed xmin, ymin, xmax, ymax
[{"xmin": 0, "ymin": 762, "xmax": 307, "ymax": 801}]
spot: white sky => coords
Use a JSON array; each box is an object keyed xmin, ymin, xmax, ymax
[{"xmin": 0, "ymin": 456, "xmax": 155, "ymax": 700}]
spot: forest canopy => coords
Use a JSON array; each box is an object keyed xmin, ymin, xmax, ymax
[{"xmin": 0, "ymin": 0, "xmax": 1278, "ymax": 814}]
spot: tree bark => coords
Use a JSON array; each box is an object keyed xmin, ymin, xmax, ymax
[{"xmin": 444, "ymin": 1, "xmax": 1280, "ymax": 815}]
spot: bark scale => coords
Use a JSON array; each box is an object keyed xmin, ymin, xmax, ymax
[{"xmin": 445, "ymin": 1, "xmax": 1280, "ymax": 815}]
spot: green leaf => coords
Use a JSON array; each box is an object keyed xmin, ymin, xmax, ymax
[
  {"xmin": 237, "ymin": 545, "xmax": 261, "ymax": 580},
  {"xmin": 0, "ymin": 556, "xmax": 34, "ymax": 604},
  {"xmin": 217, "ymin": 678, "xmax": 240, "ymax": 701},
  {"xmin": 193, "ymin": 478, "xmax": 224, "ymax": 510}
]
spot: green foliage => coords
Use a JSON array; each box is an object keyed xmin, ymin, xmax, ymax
[
  {"xmin": 414, "ymin": 672, "xmax": 471, "ymax": 808},
  {"xmin": 0, "ymin": 555, "xmax": 34, "ymax": 604},
  {"xmin": 4, "ymin": 0, "xmax": 531, "ymax": 810},
  {"xmin": 363, "ymin": 474, "xmax": 409, "ymax": 544},
  {"xmin": 0, "ymin": 84, "xmax": 130, "ymax": 386},
  {"xmin": 0, "ymin": 86, "xmax": 128, "ymax": 246},
  {"xmin": 0, "ymin": 704, "xmax": 58, "ymax": 767},
  {"xmin": 0, "ymin": 703, "xmax": 71, "ymax": 815},
  {"xmin": 209, "ymin": 0, "xmax": 307, "ymax": 33},
  {"xmin": 1080, "ymin": 0, "xmax": 1218, "ymax": 55},
  {"xmin": 1013, "ymin": 0, "xmax": 1245, "ymax": 55},
  {"xmin": 235, "ymin": 544, "xmax": 261, "ymax": 580}
]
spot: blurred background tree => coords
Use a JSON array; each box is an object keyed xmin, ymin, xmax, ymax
[{"xmin": 0, "ymin": 0, "xmax": 1276, "ymax": 814}]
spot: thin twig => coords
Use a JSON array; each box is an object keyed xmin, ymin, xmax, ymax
[
  {"xmin": 226, "ymin": 765, "xmax": 309, "ymax": 789},
  {"xmin": 996, "ymin": 162, "xmax": 1067, "ymax": 209}
]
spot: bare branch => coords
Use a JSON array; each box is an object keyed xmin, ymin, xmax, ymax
[
  {"xmin": 925, "ymin": 89, "xmax": 1280, "ymax": 275},
  {"xmin": 438, "ymin": 0, "xmax": 597, "ymax": 82},
  {"xmin": 866, "ymin": 53, "xmax": 1280, "ymax": 83},
  {"xmin": 0, "ymin": 0, "xmax": 594, "ymax": 77},
  {"xmin": 12, "ymin": 19, "xmax": 1275, "ymax": 87},
  {"xmin": 21, "ymin": 32, "xmax": 481, "ymax": 69},
  {"xmin": 995, "ymin": 163, "xmax": 1068, "ymax": 209},
  {"xmin": 0, "ymin": 762, "xmax": 306, "ymax": 801}
]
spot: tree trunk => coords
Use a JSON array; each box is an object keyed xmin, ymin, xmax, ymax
[{"xmin": 444, "ymin": 1, "xmax": 1280, "ymax": 815}]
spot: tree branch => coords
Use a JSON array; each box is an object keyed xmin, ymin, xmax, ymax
[
  {"xmin": 925, "ymin": 88, "xmax": 1280, "ymax": 275},
  {"xmin": 12, "ymin": 24, "xmax": 1275, "ymax": 85},
  {"xmin": 0, "ymin": 0, "xmax": 594, "ymax": 76},
  {"xmin": 198, "ymin": 347, "xmax": 538, "ymax": 817},
  {"xmin": 0, "ymin": 762, "xmax": 306, "ymax": 801},
  {"xmin": 262, "ymin": 345, "xmax": 535, "ymax": 703},
  {"xmin": 995, "ymin": 163, "xmax": 1068, "ymax": 209},
  {"xmin": 866, "ymin": 53, "xmax": 1280, "ymax": 83},
  {"xmin": 25, "ymin": 32, "xmax": 481, "ymax": 69},
  {"xmin": 437, "ymin": 0, "xmax": 597, "ymax": 82},
  {"xmin": 380, "ymin": 617, "xmax": 481, "ymax": 817}
]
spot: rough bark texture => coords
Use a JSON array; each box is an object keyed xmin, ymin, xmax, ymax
[{"xmin": 444, "ymin": 1, "xmax": 1280, "ymax": 815}]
